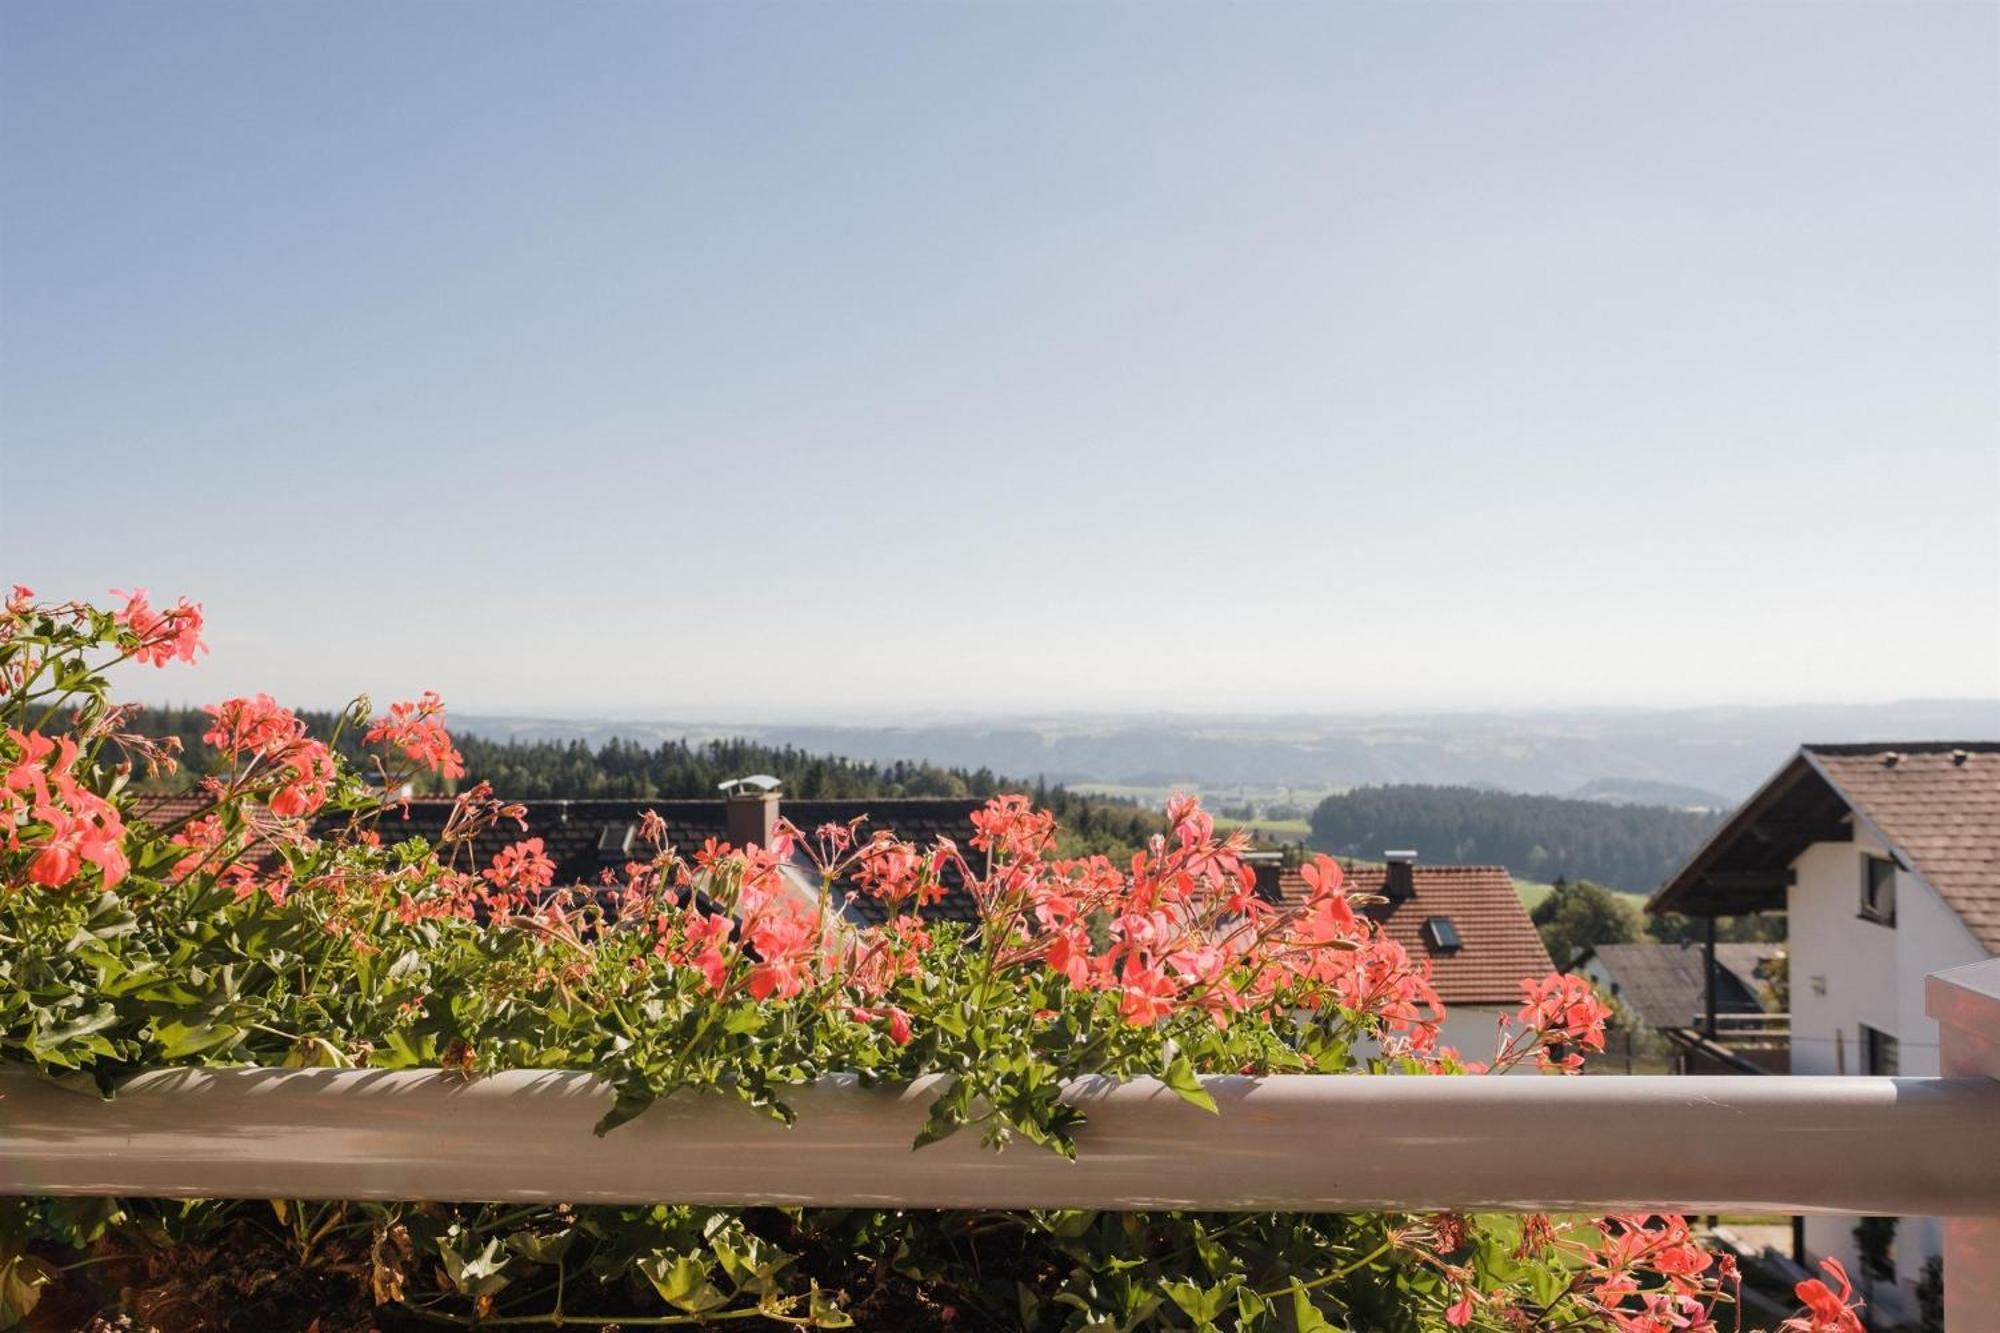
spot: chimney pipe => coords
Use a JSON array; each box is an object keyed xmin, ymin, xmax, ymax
[
  {"xmin": 1242, "ymin": 851, "xmax": 1283, "ymax": 904},
  {"xmin": 725, "ymin": 790, "xmax": 780, "ymax": 849},
  {"xmin": 1383, "ymin": 850, "xmax": 1417, "ymax": 902}
]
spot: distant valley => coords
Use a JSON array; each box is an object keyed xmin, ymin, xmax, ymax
[{"xmin": 451, "ymin": 700, "xmax": 1997, "ymax": 805}]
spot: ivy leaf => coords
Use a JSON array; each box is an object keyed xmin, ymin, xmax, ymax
[
  {"xmin": 1288, "ymin": 1281, "xmax": 1342, "ymax": 1332},
  {"xmin": 505, "ymin": 1228, "xmax": 573, "ymax": 1265},
  {"xmin": 1235, "ymin": 1286, "xmax": 1271, "ymax": 1325},
  {"xmin": 808, "ymin": 1283, "xmax": 855, "ymax": 1328},
  {"xmin": 1163, "ymin": 1055, "xmax": 1217, "ymax": 1113},
  {"xmin": 595, "ymin": 1083, "xmax": 658, "ymax": 1136},
  {"xmin": 1163, "ymin": 1277, "xmax": 1228, "ymax": 1326},
  {"xmin": 438, "ymin": 1237, "xmax": 511, "ymax": 1297},
  {"xmin": 0, "ymin": 1250, "xmax": 54, "ymax": 1331},
  {"xmin": 710, "ymin": 1230, "xmax": 794, "ymax": 1295},
  {"xmin": 722, "ymin": 1006, "xmax": 767, "ymax": 1035},
  {"xmin": 380, "ymin": 1028, "xmax": 433, "ymax": 1068},
  {"xmin": 912, "ymin": 1077, "xmax": 973, "ymax": 1149},
  {"xmin": 34, "ymin": 1004, "xmax": 120, "ymax": 1047},
  {"xmin": 151, "ymin": 1017, "xmax": 243, "ymax": 1060},
  {"xmin": 1044, "ymin": 1209, "xmax": 1099, "ymax": 1239},
  {"xmin": 638, "ymin": 1251, "xmax": 729, "ymax": 1313}
]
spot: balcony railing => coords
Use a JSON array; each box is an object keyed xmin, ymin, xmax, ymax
[{"xmin": 4, "ymin": 959, "xmax": 1998, "ymax": 1325}]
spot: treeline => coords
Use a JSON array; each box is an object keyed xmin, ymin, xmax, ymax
[
  {"xmin": 1308, "ymin": 784, "xmax": 1723, "ymax": 892},
  {"xmin": 124, "ymin": 708, "xmax": 1161, "ymax": 856}
]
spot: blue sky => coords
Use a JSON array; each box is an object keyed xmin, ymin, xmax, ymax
[{"xmin": 3, "ymin": 2, "xmax": 1995, "ymax": 717}]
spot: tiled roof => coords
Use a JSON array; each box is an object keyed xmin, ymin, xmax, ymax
[
  {"xmin": 1650, "ymin": 741, "xmax": 2000, "ymax": 953},
  {"xmin": 360, "ymin": 796, "xmax": 988, "ymax": 926},
  {"xmin": 1272, "ymin": 863, "xmax": 1553, "ymax": 1006},
  {"xmin": 1571, "ymin": 941, "xmax": 1776, "ymax": 1031},
  {"xmin": 129, "ymin": 794, "xmax": 211, "ymax": 828},
  {"xmin": 1805, "ymin": 743, "xmax": 2000, "ymax": 952}
]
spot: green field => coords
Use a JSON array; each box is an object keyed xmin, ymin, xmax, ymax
[
  {"xmin": 1513, "ymin": 878, "xmax": 1558, "ymax": 912},
  {"xmin": 1212, "ymin": 815, "xmax": 1313, "ymax": 840}
]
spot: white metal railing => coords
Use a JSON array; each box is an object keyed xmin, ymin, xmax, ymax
[
  {"xmin": 3, "ymin": 959, "xmax": 1998, "ymax": 1321},
  {"xmin": 5, "ymin": 1068, "xmax": 1998, "ymax": 1215}
]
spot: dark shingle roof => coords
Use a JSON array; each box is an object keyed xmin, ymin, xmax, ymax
[
  {"xmin": 362, "ymin": 796, "xmax": 988, "ymax": 925},
  {"xmin": 1272, "ymin": 862, "xmax": 1553, "ymax": 1006},
  {"xmin": 1572, "ymin": 941, "xmax": 1776, "ymax": 1031}
]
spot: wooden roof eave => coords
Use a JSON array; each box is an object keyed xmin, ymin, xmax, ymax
[{"xmin": 1646, "ymin": 750, "xmax": 1851, "ymax": 919}]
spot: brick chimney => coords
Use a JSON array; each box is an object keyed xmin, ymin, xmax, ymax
[
  {"xmin": 1383, "ymin": 850, "xmax": 1417, "ymax": 902},
  {"xmin": 725, "ymin": 790, "xmax": 780, "ymax": 849},
  {"xmin": 1242, "ymin": 850, "xmax": 1284, "ymax": 904}
]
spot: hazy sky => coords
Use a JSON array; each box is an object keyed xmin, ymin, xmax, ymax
[{"xmin": 3, "ymin": 2, "xmax": 1996, "ymax": 718}]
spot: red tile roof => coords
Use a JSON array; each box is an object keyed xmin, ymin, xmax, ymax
[
  {"xmin": 1274, "ymin": 862, "xmax": 1553, "ymax": 1006},
  {"xmin": 129, "ymin": 793, "xmax": 211, "ymax": 827}
]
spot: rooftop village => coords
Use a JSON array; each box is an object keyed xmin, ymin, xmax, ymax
[{"xmin": 120, "ymin": 740, "xmax": 2000, "ymax": 1322}]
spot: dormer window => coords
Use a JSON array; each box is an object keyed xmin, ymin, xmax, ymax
[
  {"xmin": 1422, "ymin": 915, "xmax": 1462, "ymax": 952},
  {"xmin": 1860, "ymin": 854, "xmax": 1897, "ymax": 926},
  {"xmin": 597, "ymin": 823, "xmax": 635, "ymax": 865}
]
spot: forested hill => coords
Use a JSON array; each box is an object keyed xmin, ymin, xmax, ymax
[
  {"xmin": 124, "ymin": 708, "xmax": 1160, "ymax": 854},
  {"xmin": 132, "ymin": 706, "xmax": 1008, "ymax": 799},
  {"xmin": 1308, "ymin": 785, "xmax": 1723, "ymax": 893}
]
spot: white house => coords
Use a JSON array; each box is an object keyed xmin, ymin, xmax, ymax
[{"xmin": 1649, "ymin": 741, "xmax": 1998, "ymax": 1313}]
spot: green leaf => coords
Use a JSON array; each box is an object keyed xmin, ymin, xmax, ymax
[
  {"xmin": 1234, "ymin": 1286, "xmax": 1270, "ymax": 1325},
  {"xmin": 505, "ymin": 1228, "xmax": 574, "ymax": 1264},
  {"xmin": 912, "ymin": 1078, "xmax": 974, "ymax": 1149},
  {"xmin": 34, "ymin": 1005, "xmax": 120, "ymax": 1047},
  {"xmin": 638, "ymin": 1251, "xmax": 729, "ymax": 1313},
  {"xmin": 1163, "ymin": 1277, "xmax": 1227, "ymax": 1326},
  {"xmin": 722, "ymin": 1006, "xmax": 767, "ymax": 1035},
  {"xmin": 151, "ymin": 1017, "xmax": 243, "ymax": 1060},
  {"xmin": 380, "ymin": 1028, "xmax": 433, "ymax": 1068},
  {"xmin": 595, "ymin": 1084, "xmax": 658, "ymax": 1136},
  {"xmin": 808, "ymin": 1283, "xmax": 855, "ymax": 1327},
  {"xmin": 710, "ymin": 1231, "xmax": 794, "ymax": 1294},
  {"xmin": 39, "ymin": 1197, "xmax": 124, "ymax": 1248},
  {"xmin": 1163, "ymin": 1055, "xmax": 1217, "ymax": 1113},
  {"xmin": 438, "ymin": 1237, "xmax": 512, "ymax": 1297},
  {"xmin": 1044, "ymin": 1209, "xmax": 1099, "ymax": 1239},
  {"xmin": 1289, "ymin": 1281, "xmax": 1340, "ymax": 1333},
  {"xmin": 0, "ymin": 1252, "xmax": 53, "ymax": 1331}
]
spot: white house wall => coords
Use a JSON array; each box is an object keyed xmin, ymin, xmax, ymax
[
  {"xmin": 1350, "ymin": 1006, "xmax": 1520, "ymax": 1071},
  {"xmin": 1437, "ymin": 1006, "xmax": 1511, "ymax": 1068},
  {"xmin": 1788, "ymin": 822, "xmax": 1991, "ymax": 1307},
  {"xmin": 1789, "ymin": 829, "xmax": 1989, "ymax": 1076}
]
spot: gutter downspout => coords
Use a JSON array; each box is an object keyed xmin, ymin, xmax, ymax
[{"xmin": 1704, "ymin": 916, "xmax": 1718, "ymax": 1038}]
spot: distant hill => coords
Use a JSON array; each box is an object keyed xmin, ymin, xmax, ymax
[
  {"xmin": 1567, "ymin": 777, "xmax": 1730, "ymax": 811},
  {"xmin": 450, "ymin": 699, "xmax": 1999, "ymax": 804},
  {"xmin": 1307, "ymin": 784, "xmax": 1724, "ymax": 893}
]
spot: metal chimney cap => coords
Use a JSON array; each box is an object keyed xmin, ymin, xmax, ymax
[
  {"xmin": 717, "ymin": 774, "xmax": 783, "ymax": 796},
  {"xmin": 1384, "ymin": 849, "xmax": 1418, "ymax": 862}
]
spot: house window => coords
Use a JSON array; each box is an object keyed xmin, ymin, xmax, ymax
[
  {"xmin": 1861, "ymin": 1024, "xmax": 1899, "ymax": 1076},
  {"xmin": 1421, "ymin": 916, "xmax": 1462, "ymax": 952},
  {"xmin": 1859, "ymin": 854, "xmax": 1896, "ymax": 926},
  {"xmin": 597, "ymin": 823, "xmax": 635, "ymax": 865}
]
